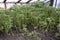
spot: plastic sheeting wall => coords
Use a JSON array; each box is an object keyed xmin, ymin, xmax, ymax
[{"xmin": 0, "ymin": 0, "xmax": 37, "ymax": 9}]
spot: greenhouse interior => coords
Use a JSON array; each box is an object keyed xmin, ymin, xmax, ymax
[{"xmin": 0, "ymin": 0, "xmax": 60, "ymax": 40}]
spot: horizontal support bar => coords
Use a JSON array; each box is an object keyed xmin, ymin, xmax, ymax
[{"xmin": 0, "ymin": 2, "xmax": 26, "ymax": 4}]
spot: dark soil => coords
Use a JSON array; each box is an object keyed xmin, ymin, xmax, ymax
[
  {"xmin": 0, "ymin": 31, "xmax": 38, "ymax": 40},
  {"xmin": 0, "ymin": 25, "xmax": 58, "ymax": 40},
  {"xmin": 0, "ymin": 30, "xmax": 57, "ymax": 40}
]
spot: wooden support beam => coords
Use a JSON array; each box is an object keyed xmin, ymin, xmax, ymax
[
  {"xmin": 16, "ymin": 0, "xmax": 21, "ymax": 3},
  {"xmin": 15, "ymin": 0, "xmax": 21, "ymax": 4},
  {"xmin": 26, "ymin": 0, "xmax": 32, "ymax": 3},
  {"xmin": 3, "ymin": 0, "xmax": 6, "ymax": 3},
  {"xmin": 3, "ymin": 0, "xmax": 7, "ymax": 10},
  {"xmin": 50, "ymin": 0, "xmax": 54, "ymax": 6}
]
